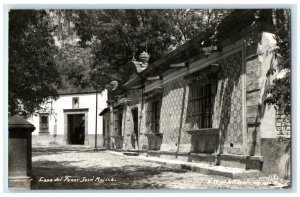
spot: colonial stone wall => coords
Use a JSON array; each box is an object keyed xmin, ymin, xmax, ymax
[
  {"xmin": 214, "ymin": 51, "xmax": 246, "ymax": 155},
  {"xmin": 122, "ymin": 89, "xmax": 148, "ymax": 150},
  {"xmin": 138, "ymin": 49, "xmax": 270, "ymax": 157},
  {"xmin": 245, "ymin": 48, "xmax": 262, "ymax": 156},
  {"xmin": 32, "ymin": 134, "xmax": 104, "ymax": 147},
  {"xmin": 178, "ymin": 85, "xmax": 191, "ymax": 152},
  {"xmin": 250, "ymin": 32, "xmax": 291, "ymax": 178},
  {"xmin": 29, "ymin": 91, "xmax": 108, "ymax": 147},
  {"xmin": 32, "ymin": 134, "xmax": 64, "ymax": 146},
  {"xmin": 159, "ymin": 51, "xmax": 248, "ymax": 154},
  {"xmin": 261, "ymin": 137, "xmax": 290, "ymax": 179},
  {"xmin": 160, "ymin": 78, "xmax": 189, "ymax": 152},
  {"xmin": 122, "ymin": 104, "xmax": 133, "ymax": 150},
  {"xmin": 101, "ymin": 112, "xmax": 110, "ymax": 149}
]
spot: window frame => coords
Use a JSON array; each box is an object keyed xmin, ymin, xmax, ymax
[
  {"xmin": 145, "ymin": 92, "xmax": 162, "ymax": 134},
  {"xmin": 185, "ymin": 65, "xmax": 219, "ymax": 130},
  {"xmin": 152, "ymin": 100, "xmax": 161, "ymax": 133},
  {"xmin": 39, "ymin": 113, "xmax": 49, "ymax": 133},
  {"xmin": 189, "ymin": 81, "xmax": 216, "ymax": 129}
]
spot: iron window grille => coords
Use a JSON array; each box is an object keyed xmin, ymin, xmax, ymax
[
  {"xmin": 189, "ymin": 82, "xmax": 216, "ymax": 129},
  {"xmin": 39, "ymin": 114, "xmax": 49, "ymax": 132},
  {"xmin": 145, "ymin": 95, "xmax": 162, "ymax": 134}
]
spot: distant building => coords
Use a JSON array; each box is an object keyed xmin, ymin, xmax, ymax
[
  {"xmin": 28, "ymin": 90, "xmax": 108, "ymax": 147},
  {"xmin": 100, "ymin": 10, "xmax": 291, "ymax": 178}
]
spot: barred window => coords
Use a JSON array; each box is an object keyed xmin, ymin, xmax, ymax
[
  {"xmin": 152, "ymin": 100, "xmax": 161, "ymax": 133},
  {"xmin": 189, "ymin": 82, "xmax": 216, "ymax": 129},
  {"xmin": 39, "ymin": 114, "xmax": 49, "ymax": 132},
  {"xmin": 146, "ymin": 96, "xmax": 161, "ymax": 133}
]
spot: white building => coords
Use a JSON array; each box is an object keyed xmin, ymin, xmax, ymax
[{"xmin": 28, "ymin": 90, "xmax": 108, "ymax": 147}]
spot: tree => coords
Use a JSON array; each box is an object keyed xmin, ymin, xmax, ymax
[
  {"xmin": 164, "ymin": 9, "xmax": 232, "ymax": 46},
  {"xmin": 265, "ymin": 9, "xmax": 291, "ymax": 115},
  {"xmin": 73, "ymin": 9, "xmax": 174, "ymax": 93},
  {"xmin": 72, "ymin": 9, "xmax": 231, "ymax": 96},
  {"xmin": 49, "ymin": 10, "xmax": 97, "ymax": 94},
  {"xmin": 8, "ymin": 9, "xmax": 231, "ymax": 117},
  {"xmin": 9, "ymin": 10, "xmax": 62, "ymax": 117},
  {"xmin": 55, "ymin": 43, "xmax": 94, "ymax": 94}
]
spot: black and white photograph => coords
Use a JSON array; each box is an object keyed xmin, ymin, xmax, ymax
[{"xmin": 5, "ymin": 3, "xmax": 295, "ymax": 192}]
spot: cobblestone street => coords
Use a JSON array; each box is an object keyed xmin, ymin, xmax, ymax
[{"xmin": 32, "ymin": 146, "xmax": 290, "ymax": 190}]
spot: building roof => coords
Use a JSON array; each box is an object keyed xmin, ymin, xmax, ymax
[
  {"xmin": 123, "ymin": 9, "xmax": 274, "ymax": 88},
  {"xmin": 99, "ymin": 107, "xmax": 110, "ymax": 116}
]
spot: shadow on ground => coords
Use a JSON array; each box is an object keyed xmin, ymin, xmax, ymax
[
  {"xmin": 31, "ymin": 147, "xmax": 291, "ymax": 189},
  {"xmin": 32, "ymin": 146, "xmax": 97, "ymax": 157},
  {"xmin": 31, "ymin": 147, "xmax": 188, "ymax": 189},
  {"xmin": 32, "ymin": 160, "xmax": 188, "ymax": 189}
]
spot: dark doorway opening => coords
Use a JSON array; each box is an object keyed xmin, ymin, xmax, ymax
[
  {"xmin": 67, "ymin": 114, "xmax": 85, "ymax": 145},
  {"xmin": 131, "ymin": 108, "xmax": 139, "ymax": 149}
]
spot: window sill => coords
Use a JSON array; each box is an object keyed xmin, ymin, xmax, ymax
[
  {"xmin": 145, "ymin": 133, "xmax": 163, "ymax": 137},
  {"xmin": 186, "ymin": 128, "xmax": 219, "ymax": 135},
  {"xmin": 38, "ymin": 131, "xmax": 50, "ymax": 136}
]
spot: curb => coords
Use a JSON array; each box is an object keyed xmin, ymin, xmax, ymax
[{"xmin": 108, "ymin": 150, "xmax": 261, "ymax": 179}]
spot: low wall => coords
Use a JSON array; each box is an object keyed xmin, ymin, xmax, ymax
[
  {"xmin": 32, "ymin": 134, "xmax": 104, "ymax": 148},
  {"xmin": 87, "ymin": 134, "xmax": 104, "ymax": 148},
  {"xmin": 260, "ymin": 136, "xmax": 291, "ymax": 179},
  {"xmin": 32, "ymin": 134, "xmax": 64, "ymax": 146},
  {"xmin": 147, "ymin": 150, "xmax": 262, "ymax": 170}
]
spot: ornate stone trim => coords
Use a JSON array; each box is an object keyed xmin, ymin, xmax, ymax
[
  {"xmin": 144, "ymin": 133, "xmax": 163, "ymax": 137},
  {"xmin": 144, "ymin": 87, "xmax": 163, "ymax": 101},
  {"xmin": 63, "ymin": 108, "xmax": 89, "ymax": 113},
  {"xmin": 184, "ymin": 64, "xmax": 220, "ymax": 84},
  {"xmin": 186, "ymin": 128, "xmax": 219, "ymax": 135}
]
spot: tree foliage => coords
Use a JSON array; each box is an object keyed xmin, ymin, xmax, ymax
[
  {"xmin": 48, "ymin": 10, "xmax": 95, "ymax": 94},
  {"xmin": 9, "ymin": 10, "xmax": 62, "ymax": 117},
  {"xmin": 10, "ymin": 9, "xmax": 289, "ymax": 118},
  {"xmin": 72, "ymin": 9, "xmax": 231, "ymax": 95},
  {"xmin": 56, "ymin": 44, "xmax": 94, "ymax": 93},
  {"xmin": 265, "ymin": 9, "xmax": 291, "ymax": 115}
]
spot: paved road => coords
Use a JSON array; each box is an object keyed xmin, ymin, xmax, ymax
[{"xmin": 32, "ymin": 146, "xmax": 290, "ymax": 190}]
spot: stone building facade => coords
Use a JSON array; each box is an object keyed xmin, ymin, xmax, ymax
[
  {"xmin": 99, "ymin": 10, "xmax": 291, "ymax": 178},
  {"xmin": 28, "ymin": 90, "xmax": 108, "ymax": 147}
]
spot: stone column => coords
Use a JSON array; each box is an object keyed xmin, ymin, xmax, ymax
[
  {"xmin": 108, "ymin": 106, "xmax": 114, "ymax": 149},
  {"xmin": 63, "ymin": 113, "xmax": 68, "ymax": 144},
  {"xmin": 84, "ymin": 112, "xmax": 89, "ymax": 145},
  {"xmin": 8, "ymin": 115, "xmax": 35, "ymax": 190}
]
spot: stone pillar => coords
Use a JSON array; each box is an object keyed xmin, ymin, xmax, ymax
[
  {"xmin": 9, "ymin": 115, "xmax": 35, "ymax": 190},
  {"xmin": 63, "ymin": 113, "xmax": 68, "ymax": 144},
  {"xmin": 84, "ymin": 112, "xmax": 89, "ymax": 145},
  {"xmin": 108, "ymin": 106, "xmax": 114, "ymax": 149}
]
